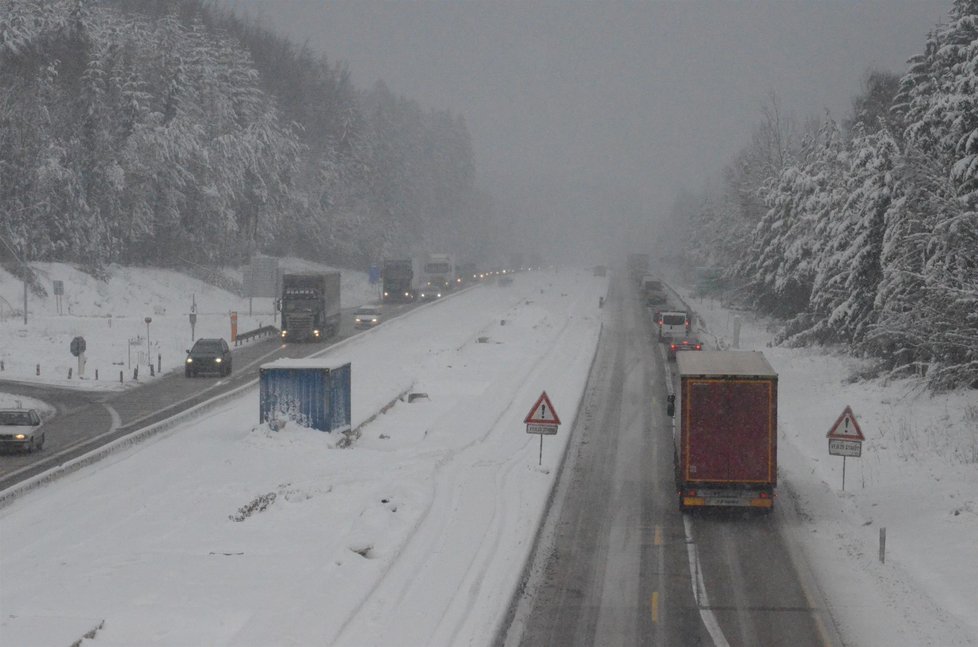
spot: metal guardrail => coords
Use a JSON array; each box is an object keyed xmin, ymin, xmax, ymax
[{"xmin": 234, "ymin": 325, "xmax": 279, "ymax": 346}]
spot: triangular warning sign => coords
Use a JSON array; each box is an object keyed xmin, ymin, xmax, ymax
[
  {"xmin": 524, "ymin": 391, "xmax": 561, "ymax": 425},
  {"xmin": 826, "ymin": 405, "xmax": 865, "ymax": 441}
]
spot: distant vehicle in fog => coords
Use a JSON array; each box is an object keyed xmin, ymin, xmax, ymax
[
  {"xmin": 667, "ymin": 337, "xmax": 702, "ymax": 361},
  {"xmin": 382, "ymin": 259, "xmax": 416, "ymax": 302},
  {"xmin": 419, "ymin": 277, "xmax": 449, "ymax": 300},
  {"xmin": 354, "ymin": 306, "xmax": 383, "ymax": 329},
  {"xmin": 279, "ymin": 272, "xmax": 341, "ymax": 342}
]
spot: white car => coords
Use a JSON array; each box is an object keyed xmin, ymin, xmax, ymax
[
  {"xmin": 354, "ymin": 306, "xmax": 383, "ymax": 329},
  {"xmin": 0, "ymin": 408, "xmax": 45, "ymax": 452}
]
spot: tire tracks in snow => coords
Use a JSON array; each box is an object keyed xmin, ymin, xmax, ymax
[{"xmin": 331, "ymin": 278, "xmax": 602, "ymax": 646}]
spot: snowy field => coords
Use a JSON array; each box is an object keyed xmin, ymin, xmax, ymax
[
  {"xmin": 0, "ymin": 265, "xmax": 606, "ymax": 646},
  {"xmin": 0, "ymin": 264, "xmax": 975, "ymax": 646}
]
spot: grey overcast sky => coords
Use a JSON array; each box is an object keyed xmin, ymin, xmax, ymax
[{"xmin": 225, "ymin": 1, "xmax": 950, "ymax": 262}]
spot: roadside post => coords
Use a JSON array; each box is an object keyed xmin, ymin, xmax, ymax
[
  {"xmin": 70, "ymin": 336, "xmax": 86, "ymax": 378},
  {"xmin": 826, "ymin": 405, "xmax": 865, "ymax": 491},
  {"xmin": 144, "ymin": 317, "xmax": 152, "ymax": 371},
  {"xmin": 189, "ymin": 295, "xmax": 197, "ymax": 341},
  {"xmin": 524, "ymin": 391, "xmax": 561, "ymax": 466}
]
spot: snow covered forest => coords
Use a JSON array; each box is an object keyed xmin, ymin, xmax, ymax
[
  {"xmin": 0, "ymin": 0, "xmax": 494, "ymax": 273},
  {"xmin": 662, "ymin": 1, "xmax": 978, "ymax": 390}
]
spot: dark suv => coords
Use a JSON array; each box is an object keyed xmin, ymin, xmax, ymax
[{"xmin": 185, "ymin": 338, "xmax": 232, "ymax": 377}]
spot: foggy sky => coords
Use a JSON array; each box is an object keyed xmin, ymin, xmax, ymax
[{"xmin": 225, "ymin": 1, "xmax": 950, "ymax": 263}]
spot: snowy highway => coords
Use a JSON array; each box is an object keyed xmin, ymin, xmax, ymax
[
  {"xmin": 509, "ymin": 275, "xmax": 837, "ymax": 647},
  {"xmin": 1, "ymin": 265, "xmax": 975, "ymax": 647}
]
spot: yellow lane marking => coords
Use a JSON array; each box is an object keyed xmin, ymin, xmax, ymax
[
  {"xmin": 651, "ymin": 591, "xmax": 660, "ymax": 624},
  {"xmin": 654, "ymin": 525, "xmax": 663, "ymax": 546}
]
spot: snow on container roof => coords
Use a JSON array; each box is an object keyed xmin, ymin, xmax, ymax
[
  {"xmin": 676, "ymin": 350, "xmax": 777, "ymax": 378},
  {"xmin": 260, "ymin": 357, "xmax": 348, "ymax": 370}
]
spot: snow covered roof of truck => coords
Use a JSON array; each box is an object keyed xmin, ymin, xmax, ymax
[{"xmin": 676, "ymin": 350, "xmax": 777, "ymax": 378}]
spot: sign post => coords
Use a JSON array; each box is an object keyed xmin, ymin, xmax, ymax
[
  {"xmin": 70, "ymin": 336, "xmax": 86, "ymax": 378},
  {"xmin": 524, "ymin": 391, "xmax": 561, "ymax": 466},
  {"xmin": 826, "ymin": 405, "xmax": 865, "ymax": 491}
]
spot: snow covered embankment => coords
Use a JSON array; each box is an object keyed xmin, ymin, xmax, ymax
[{"xmin": 0, "ymin": 269, "xmax": 607, "ymax": 647}]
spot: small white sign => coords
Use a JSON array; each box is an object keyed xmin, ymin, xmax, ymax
[
  {"xmin": 829, "ymin": 438, "xmax": 862, "ymax": 457},
  {"xmin": 526, "ymin": 423, "xmax": 558, "ymax": 436}
]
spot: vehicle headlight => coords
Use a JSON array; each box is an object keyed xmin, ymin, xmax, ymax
[
  {"xmin": 215, "ymin": 358, "xmax": 221, "ymax": 363},
  {"xmin": 313, "ymin": 329, "xmax": 320, "ymax": 336},
  {"xmin": 371, "ymin": 318, "xmax": 378, "ymax": 323},
  {"xmin": 281, "ymin": 330, "xmax": 288, "ymax": 338},
  {"xmin": 14, "ymin": 433, "xmax": 26, "ymax": 440},
  {"xmin": 186, "ymin": 358, "xmax": 193, "ymax": 364}
]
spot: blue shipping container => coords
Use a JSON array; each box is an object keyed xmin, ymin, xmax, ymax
[{"xmin": 259, "ymin": 362, "xmax": 351, "ymax": 432}]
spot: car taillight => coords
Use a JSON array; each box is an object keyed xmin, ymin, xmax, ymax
[
  {"xmin": 670, "ymin": 344, "xmax": 677, "ymax": 350},
  {"xmin": 695, "ymin": 344, "xmax": 701, "ymax": 350}
]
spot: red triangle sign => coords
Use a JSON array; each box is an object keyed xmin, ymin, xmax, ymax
[
  {"xmin": 524, "ymin": 391, "xmax": 561, "ymax": 425},
  {"xmin": 826, "ymin": 405, "xmax": 865, "ymax": 441}
]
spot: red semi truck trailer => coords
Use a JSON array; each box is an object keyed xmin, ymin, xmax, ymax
[{"xmin": 668, "ymin": 351, "xmax": 778, "ymax": 512}]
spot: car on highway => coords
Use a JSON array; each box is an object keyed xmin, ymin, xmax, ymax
[
  {"xmin": 667, "ymin": 337, "xmax": 703, "ymax": 361},
  {"xmin": 185, "ymin": 337, "xmax": 232, "ymax": 377},
  {"xmin": 657, "ymin": 310, "xmax": 690, "ymax": 341},
  {"xmin": 354, "ymin": 306, "xmax": 383, "ymax": 329},
  {"xmin": 0, "ymin": 407, "xmax": 45, "ymax": 452},
  {"xmin": 419, "ymin": 278, "xmax": 449, "ymax": 301}
]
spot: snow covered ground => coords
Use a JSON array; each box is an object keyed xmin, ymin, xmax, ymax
[
  {"xmin": 0, "ymin": 265, "xmax": 606, "ymax": 646},
  {"xmin": 1, "ymin": 264, "xmax": 975, "ymax": 646}
]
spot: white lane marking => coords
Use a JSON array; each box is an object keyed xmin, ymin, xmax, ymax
[
  {"xmin": 102, "ymin": 403, "xmax": 121, "ymax": 432},
  {"xmin": 684, "ymin": 515, "xmax": 731, "ymax": 647}
]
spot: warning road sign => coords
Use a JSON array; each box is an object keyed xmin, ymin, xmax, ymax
[
  {"xmin": 826, "ymin": 405, "xmax": 865, "ymax": 441},
  {"xmin": 524, "ymin": 391, "xmax": 561, "ymax": 425}
]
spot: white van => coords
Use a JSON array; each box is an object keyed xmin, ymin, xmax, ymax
[{"xmin": 656, "ymin": 310, "xmax": 690, "ymax": 341}]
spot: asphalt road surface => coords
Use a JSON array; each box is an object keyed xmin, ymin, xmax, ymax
[{"xmin": 510, "ymin": 272, "xmax": 841, "ymax": 647}]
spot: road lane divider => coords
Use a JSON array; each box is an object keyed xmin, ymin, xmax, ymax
[{"xmin": 683, "ymin": 516, "xmax": 731, "ymax": 647}]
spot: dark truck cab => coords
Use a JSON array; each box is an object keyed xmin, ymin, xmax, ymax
[{"xmin": 279, "ymin": 272, "xmax": 341, "ymax": 342}]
